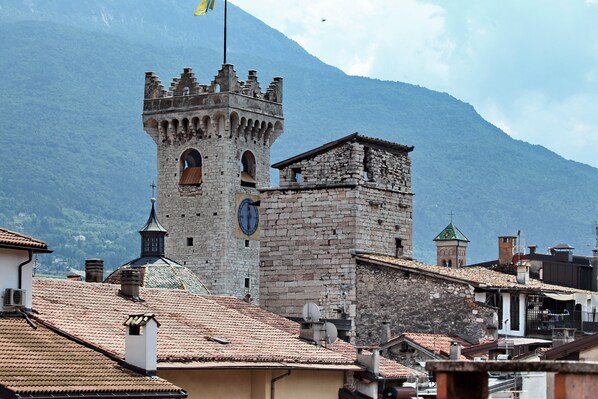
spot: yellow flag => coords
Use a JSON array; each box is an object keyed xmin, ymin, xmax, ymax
[{"xmin": 194, "ymin": 0, "xmax": 215, "ymax": 16}]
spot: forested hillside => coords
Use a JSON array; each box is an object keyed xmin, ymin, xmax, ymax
[{"xmin": 0, "ymin": 0, "xmax": 596, "ymax": 274}]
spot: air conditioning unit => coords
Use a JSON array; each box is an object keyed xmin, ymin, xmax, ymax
[{"xmin": 3, "ymin": 288, "xmax": 25, "ymax": 307}]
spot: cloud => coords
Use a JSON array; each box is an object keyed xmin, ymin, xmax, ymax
[
  {"xmin": 232, "ymin": 0, "xmax": 598, "ymax": 168},
  {"xmin": 480, "ymin": 93, "xmax": 598, "ymax": 167},
  {"xmin": 232, "ymin": 0, "xmax": 455, "ymax": 87}
]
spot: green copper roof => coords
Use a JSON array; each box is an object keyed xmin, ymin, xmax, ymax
[{"xmin": 433, "ymin": 223, "xmax": 470, "ymax": 242}]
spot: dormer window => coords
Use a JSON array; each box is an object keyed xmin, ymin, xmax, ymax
[
  {"xmin": 240, "ymin": 151, "xmax": 256, "ymax": 187},
  {"xmin": 180, "ymin": 149, "xmax": 203, "ymax": 186}
]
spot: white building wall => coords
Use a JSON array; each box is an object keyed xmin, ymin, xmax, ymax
[
  {"xmin": 520, "ymin": 372, "xmax": 548, "ymax": 399},
  {"xmin": 498, "ymin": 292, "xmax": 526, "ymax": 337},
  {"xmin": 0, "ymin": 248, "xmax": 33, "ymax": 309}
]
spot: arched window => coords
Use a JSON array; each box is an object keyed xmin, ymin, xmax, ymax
[
  {"xmin": 180, "ymin": 149, "xmax": 202, "ymax": 186},
  {"xmin": 448, "ymin": 260, "xmax": 453, "ymax": 268},
  {"xmin": 442, "ymin": 260, "xmax": 447, "ymax": 267},
  {"xmin": 240, "ymin": 151, "xmax": 256, "ymax": 187}
]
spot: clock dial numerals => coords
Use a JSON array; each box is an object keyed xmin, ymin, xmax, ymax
[{"xmin": 237, "ymin": 198, "xmax": 259, "ymax": 236}]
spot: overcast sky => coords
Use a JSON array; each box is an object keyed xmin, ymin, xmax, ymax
[{"xmin": 232, "ymin": 0, "xmax": 598, "ymax": 168}]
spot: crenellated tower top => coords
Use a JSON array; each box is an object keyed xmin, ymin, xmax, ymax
[{"xmin": 142, "ymin": 64, "xmax": 283, "ymax": 146}]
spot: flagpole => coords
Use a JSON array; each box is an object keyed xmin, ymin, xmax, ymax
[{"xmin": 223, "ymin": 0, "xmax": 227, "ymax": 64}]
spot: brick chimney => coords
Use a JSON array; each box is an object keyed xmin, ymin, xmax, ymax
[
  {"xmin": 120, "ymin": 269, "xmax": 140, "ymax": 300},
  {"xmin": 498, "ymin": 236, "xmax": 516, "ymax": 265},
  {"xmin": 85, "ymin": 259, "xmax": 104, "ymax": 283},
  {"xmin": 124, "ymin": 314, "xmax": 160, "ymax": 376}
]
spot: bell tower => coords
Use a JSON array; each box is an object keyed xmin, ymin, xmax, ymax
[
  {"xmin": 433, "ymin": 222, "xmax": 469, "ymax": 268},
  {"xmin": 142, "ymin": 64, "xmax": 284, "ymax": 300}
]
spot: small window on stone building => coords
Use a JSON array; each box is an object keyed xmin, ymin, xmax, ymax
[
  {"xmin": 448, "ymin": 260, "xmax": 452, "ymax": 267},
  {"xmin": 363, "ymin": 147, "xmax": 371, "ymax": 181},
  {"xmin": 187, "ymin": 237, "xmax": 194, "ymax": 246},
  {"xmin": 182, "ymin": 87, "xmax": 190, "ymax": 96},
  {"xmin": 240, "ymin": 151, "xmax": 256, "ymax": 187},
  {"xmin": 180, "ymin": 149, "xmax": 203, "ymax": 186},
  {"xmin": 443, "ymin": 260, "xmax": 448, "ymax": 267},
  {"xmin": 395, "ymin": 238, "xmax": 404, "ymax": 257},
  {"xmin": 245, "ymin": 278, "xmax": 250, "ymax": 288},
  {"xmin": 292, "ymin": 168, "xmax": 303, "ymax": 183}
]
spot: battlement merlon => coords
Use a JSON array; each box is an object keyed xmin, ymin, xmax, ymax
[
  {"xmin": 143, "ymin": 64, "xmax": 283, "ymax": 103},
  {"xmin": 141, "ymin": 64, "xmax": 284, "ymax": 146}
]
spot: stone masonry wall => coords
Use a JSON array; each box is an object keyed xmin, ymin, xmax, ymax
[
  {"xmin": 260, "ymin": 187, "xmax": 358, "ymax": 326},
  {"xmin": 355, "ymin": 260, "xmax": 497, "ymax": 345},
  {"xmin": 278, "ymin": 142, "xmax": 358, "ymax": 187},
  {"xmin": 261, "ymin": 136, "xmax": 413, "ymax": 341}
]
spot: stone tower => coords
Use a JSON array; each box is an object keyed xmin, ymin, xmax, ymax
[
  {"xmin": 433, "ymin": 222, "xmax": 469, "ymax": 267},
  {"xmin": 142, "ymin": 64, "xmax": 284, "ymax": 299},
  {"xmin": 259, "ymin": 133, "xmax": 413, "ymax": 340}
]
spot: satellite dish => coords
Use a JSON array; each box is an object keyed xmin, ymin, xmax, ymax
[
  {"xmin": 302, "ymin": 302, "xmax": 321, "ymax": 323},
  {"xmin": 323, "ymin": 322, "xmax": 338, "ymax": 344}
]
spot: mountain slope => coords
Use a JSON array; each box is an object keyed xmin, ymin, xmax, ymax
[{"xmin": 0, "ymin": 1, "xmax": 596, "ymax": 273}]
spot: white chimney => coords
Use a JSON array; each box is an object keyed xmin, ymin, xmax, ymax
[
  {"xmin": 449, "ymin": 341, "xmax": 462, "ymax": 360},
  {"xmin": 516, "ymin": 264, "xmax": 529, "ymax": 285},
  {"xmin": 124, "ymin": 314, "xmax": 160, "ymax": 375}
]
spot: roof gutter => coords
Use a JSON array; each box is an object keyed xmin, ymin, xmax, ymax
[{"xmin": 18, "ymin": 250, "xmax": 32, "ymax": 289}]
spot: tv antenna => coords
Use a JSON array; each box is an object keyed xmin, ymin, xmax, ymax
[{"xmin": 302, "ymin": 302, "xmax": 321, "ymax": 323}]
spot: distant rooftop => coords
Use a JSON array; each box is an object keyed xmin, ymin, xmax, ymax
[{"xmin": 356, "ymin": 254, "xmax": 596, "ymax": 294}]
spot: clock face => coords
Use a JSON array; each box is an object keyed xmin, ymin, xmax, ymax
[{"xmin": 237, "ymin": 198, "xmax": 259, "ymax": 236}]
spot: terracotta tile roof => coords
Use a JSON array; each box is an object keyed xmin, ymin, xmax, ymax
[
  {"xmin": 379, "ymin": 333, "xmax": 470, "ymax": 361},
  {"xmin": 358, "ymin": 254, "xmax": 596, "ymax": 294},
  {"xmin": 31, "ymin": 279, "xmax": 422, "ymax": 379},
  {"xmin": 0, "ymin": 316, "xmax": 183, "ymax": 396},
  {"xmin": 0, "ymin": 227, "xmax": 50, "ymax": 252},
  {"xmin": 33, "ymin": 279, "xmax": 349, "ymax": 367},
  {"xmin": 394, "ymin": 333, "xmax": 471, "ymax": 361},
  {"xmin": 205, "ymin": 296, "xmax": 425, "ymax": 379}
]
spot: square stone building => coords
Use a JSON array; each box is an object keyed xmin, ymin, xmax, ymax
[{"xmin": 259, "ymin": 133, "xmax": 414, "ymax": 341}]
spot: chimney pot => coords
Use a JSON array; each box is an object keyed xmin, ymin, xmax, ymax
[
  {"xmin": 380, "ymin": 321, "xmax": 391, "ymax": 345},
  {"xmin": 85, "ymin": 259, "xmax": 104, "ymax": 283},
  {"xmin": 449, "ymin": 341, "xmax": 462, "ymax": 360},
  {"xmin": 120, "ymin": 269, "xmax": 141, "ymax": 299},
  {"xmin": 528, "ymin": 245, "xmax": 537, "ymax": 255},
  {"xmin": 516, "ymin": 264, "xmax": 529, "ymax": 285}
]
